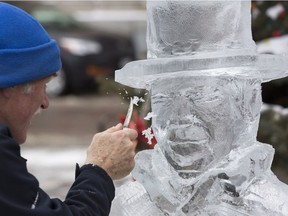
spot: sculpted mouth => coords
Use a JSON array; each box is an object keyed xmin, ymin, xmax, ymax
[
  {"xmin": 165, "ymin": 122, "xmax": 211, "ymax": 158},
  {"xmin": 166, "ymin": 140, "xmax": 213, "ymax": 169},
  {"xmin": 162, "ymin": 119, "xmax": 213, "ymax": 169},
  {"xmin": 169, "ymin": 140, "xmax": 210, "ymax": 156},
  {"xmin": 167, "ymin": 123, "xmax": 209, "ymax": 143}
]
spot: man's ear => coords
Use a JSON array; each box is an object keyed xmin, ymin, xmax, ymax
[{"xmin": 0, "ymin": 88, "xmax": 13, "ymax": 99}]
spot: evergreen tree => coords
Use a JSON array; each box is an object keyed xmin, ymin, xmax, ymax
[{"xmin": 252, "ymin": 1, "xmax": 288, "ymax": 41}]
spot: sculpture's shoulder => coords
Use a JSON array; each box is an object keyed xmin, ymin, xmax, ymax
[
  {"xmin": 110, "ymin": 181, "xmax": 164, "ymax": 216},
  {"xmin": 202, "ymin": 172, "xmax": 288, "ymax": 216},
  {"xmin": 244, "ymin": 172, "xmax": 288, "ymax": 214}
]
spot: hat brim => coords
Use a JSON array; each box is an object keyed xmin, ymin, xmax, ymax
[{"xmin": 115, "ymin": 53, "xmax": 288, "ymax": 89}]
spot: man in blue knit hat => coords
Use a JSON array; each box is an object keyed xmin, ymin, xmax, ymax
[{"xmin": 0, "ymin": 2, "xmax": 137, "ymax": 215}]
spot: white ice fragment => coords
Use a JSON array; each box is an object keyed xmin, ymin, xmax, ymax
[
  {"xmin": 142, "ymin": 127, "xmax": 154, "ymax": 145},
  {"xmin": 132, "ymin": 96, "xmax": 139, "ymax": 106},
  {"xmin": 139, "ymin": 97, "xmax": 145, "ymax": 103},
  {"xmin": 144, "ymin": 112, "xmax": 156, "ymax": 121},
  {"xmin": 132, "ymin": 96, "xmax": 145, "ymax": 106}
]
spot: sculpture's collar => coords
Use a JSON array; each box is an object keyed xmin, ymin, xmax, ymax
[{"xmin": 133, "ymin": 143, "xmax": 274, "ymax": 214}]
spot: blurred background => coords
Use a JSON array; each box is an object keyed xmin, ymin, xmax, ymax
[{"xmin": 5, "ymin": 1, "xmax": 288, "ymax": 199}]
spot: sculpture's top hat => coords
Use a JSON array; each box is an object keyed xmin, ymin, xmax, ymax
[{"xmin": 115, "ymin": 0, "xmax": 288, "ymax": 89}]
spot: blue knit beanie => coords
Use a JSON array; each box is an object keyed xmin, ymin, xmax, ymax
[{"xmin": 0, "ymin": 2, "xmax": 62, "ymax": 88}]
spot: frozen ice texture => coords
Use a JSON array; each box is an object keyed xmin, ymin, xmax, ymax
[
  {"xmin": 115, "ymin": 0, "xmax": 288, "ymax": 89},
  {"xmin": 115, "ymin": 51, "xmax": 288, "ymax": 90},
  {"xmin": 110, "ymin": 0, "xmax": 288, "ymax": 215},
  {"xmin": 111, "ymin": 76, "xmax": 288, "ymax": 215},
  {"xmin": 146, "ymin": 0, "xmax": 255, "ymax": 58}
]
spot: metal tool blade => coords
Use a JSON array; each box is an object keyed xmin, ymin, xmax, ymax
[{"xmin": 123, "ymin": 97, "xmax": 134, "ymax": 128}]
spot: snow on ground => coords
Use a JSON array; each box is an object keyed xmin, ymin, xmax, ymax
[{"xmin": 21, "ymin": 147, "xmax": 86, "ymax": 200}]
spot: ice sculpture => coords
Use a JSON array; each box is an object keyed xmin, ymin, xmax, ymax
[{"xmin": 110, "ymin": 1, "xmax": 288, "ymax": 215}]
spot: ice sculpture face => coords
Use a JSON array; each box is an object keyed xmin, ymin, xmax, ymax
[{"xmin": 151, "ymin": 76, "xmax": 262, "ymax": 172}]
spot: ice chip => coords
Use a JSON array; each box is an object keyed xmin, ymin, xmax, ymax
[
  {"xmin": 131, "ymin": 96, "xmax": 140, "ymax": 106},
  {"xmin": 132, "ymin": 96, "xmax": 145, "ymax": 106},
  {"xmin": 139, "ymin": 97, "xmax": 145, "ymax": 103},
  {"xmin": 144, "ymin": 112, "xmax": 156, "ymax": 121},
  {"xmin": 142, "ymin": 127, "xmax": 154, "ymax": 145}
]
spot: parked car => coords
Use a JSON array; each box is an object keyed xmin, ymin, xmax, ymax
[{"xmin": 7, "ymin": 2, "xmax": 136, "ymax": 96}]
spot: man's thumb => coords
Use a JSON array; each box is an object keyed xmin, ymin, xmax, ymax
[{"xmin": 106, "ymin": 123, "xmax": 123, "ymax": 133}]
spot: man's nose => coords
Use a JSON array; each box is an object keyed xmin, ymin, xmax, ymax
[{"xmin": 41, "ymin": 93, "xmax": 49, "ymax": 109}]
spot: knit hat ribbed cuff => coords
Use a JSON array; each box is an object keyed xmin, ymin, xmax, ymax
[{"xmin": 0, "ymin": 39, "xmax": 61, "ymax": 88}]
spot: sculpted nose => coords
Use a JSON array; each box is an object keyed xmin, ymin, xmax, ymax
[{"xmin": 174, "ymin": 96, "xmax": 191, "ymax": 115}]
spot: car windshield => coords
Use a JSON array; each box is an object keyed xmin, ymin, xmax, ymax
[{"xmin": 31, "ymin": 8, "xmax": 82, "ymax": 30}]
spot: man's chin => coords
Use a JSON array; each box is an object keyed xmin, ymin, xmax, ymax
[
  {"xmin": 16, "ymin": 135, "xmax": 27, "ymax": 145},
  {"xmin": 17, "ymin": 126, "xmax": 29, "ymax": 144}
]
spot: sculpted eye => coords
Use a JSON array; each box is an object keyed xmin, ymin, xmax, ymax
[
  {"xmin": 152, "ymin": 93, "xmax": 171, "ymax": 104},
  {"xmin": 185, "ymin": 88, "xmax": 225, "ymax": 106}
]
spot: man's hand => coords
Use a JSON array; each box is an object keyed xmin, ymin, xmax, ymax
[{"xmin": 85, "ymin": 123, "xmax": 138, "ymax": 180}]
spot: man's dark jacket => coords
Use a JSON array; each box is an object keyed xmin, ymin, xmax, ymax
[{"xmin": 0, "ymin": 124, "xmax": 115, "ymax": 216}]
